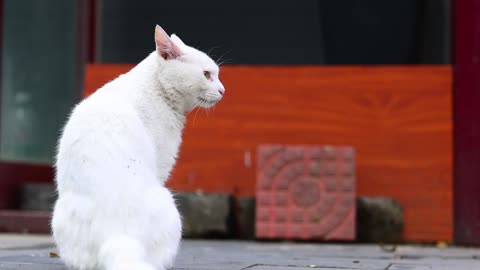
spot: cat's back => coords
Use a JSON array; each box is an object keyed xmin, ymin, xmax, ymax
[
  {"xmin": 56, "ymin": 80, "xmax": 156, "ymax": 189},
  {"xmin": 60, "ymin": 83, "xmax": 137, "ymax": 144}
]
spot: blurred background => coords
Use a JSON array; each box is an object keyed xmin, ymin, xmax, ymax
[{"xmin": 0, "ymin": 0, "xmax": 479, "ymax": 246}]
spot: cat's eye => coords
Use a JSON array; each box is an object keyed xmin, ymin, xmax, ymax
[{"xmin": 203, "ymin": 71, "xmax": 211, "ymax": 79}]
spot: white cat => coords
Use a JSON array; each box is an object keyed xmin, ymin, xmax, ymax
[{"xmin": 52, "ymin": 25, "xmax": 225, "ymax": 270}]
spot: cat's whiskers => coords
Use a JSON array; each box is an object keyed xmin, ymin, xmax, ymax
[
  {"xmin": 216, "ymin": 49, "xmax": 232, "ymax": 66},
  {"xmin": 207, "ymin": 46, "xmax": 221, "ymax": 58},
  {"xmin": 192, "ymin": 108, "xmax": 199, "ymax": 126},
  {"xmin": 217, "ymin": 58, "xmax": 232, "ymax": 66},
  {"xmin": 191, "ymin": 100, "xmax": 203, "ymax": 125},
  {"xmin": 186, "ymin": 99, "xmax": 201, "ymax": 116}
]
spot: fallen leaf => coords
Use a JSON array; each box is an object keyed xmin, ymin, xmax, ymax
[
  {"xmin": 436, "ymin": 241, "xmax": 448, "ymax": 248},
  {"xmin": 49, "ymin": 252, "xmax": 60, "ymax": 258}
]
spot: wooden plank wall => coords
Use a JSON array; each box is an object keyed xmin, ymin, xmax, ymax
[{"xmin": 85, "ymin": 64, "xmax": 453, "ymax": 242}]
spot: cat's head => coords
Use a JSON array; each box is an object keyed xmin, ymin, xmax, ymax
[{"xmin": 154, "ymin": 25, "xmax": 225, "ymax": 111}]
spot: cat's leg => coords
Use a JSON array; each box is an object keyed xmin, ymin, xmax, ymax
[
  {"xmin": 149, "ymin": 235, "xmax": 180, "ymax": 270},
  {"xmin": 147, "ymin": 187, "xmax": 182, "ymax": 270},
  {"xmin": 99, "ymin": 235, "xmax": 158, "ymax": 270},
  {"xmin": 52, "ymin": 194, "xmax": 99, "ymax": 270}
]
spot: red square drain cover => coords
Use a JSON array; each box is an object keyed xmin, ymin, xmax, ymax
[{"xmin": 256, "ymin": 145, "xmax": 356, "ymax": 240}]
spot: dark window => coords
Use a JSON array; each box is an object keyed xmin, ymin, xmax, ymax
[{"xmin": 97, "ymin": 0, "xmax": 451, "ymax": 65}]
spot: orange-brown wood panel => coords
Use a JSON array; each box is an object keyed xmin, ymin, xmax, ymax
[{"xmin": 84, "ymin": 64, "xmax": 453, "ymax": 242}]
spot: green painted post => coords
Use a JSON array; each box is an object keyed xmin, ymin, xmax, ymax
[{"xmin": 1, "ymin": 0, "xmax": 85, "ymax": 163}]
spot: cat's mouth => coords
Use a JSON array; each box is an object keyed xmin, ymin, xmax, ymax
[{"xmin": 197, "ymin": 97, "xmax": 218, "ymax": 106}]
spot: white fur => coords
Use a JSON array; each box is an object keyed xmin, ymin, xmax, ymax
[{"xmin": 52, "ymin": 26, "xmax": 224, "ymax": 270}]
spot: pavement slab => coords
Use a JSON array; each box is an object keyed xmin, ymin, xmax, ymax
[{"xmin": 0, "ymin": 234, "xmax": 479, "ymax": 270}]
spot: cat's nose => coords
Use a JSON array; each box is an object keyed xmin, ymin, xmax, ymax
[{"xmin": 218, "ymin": 88, "xmax": 225, "ymax": 96}]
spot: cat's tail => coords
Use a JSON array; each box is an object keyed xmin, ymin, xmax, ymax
[{"xmin": 99, "ymin": 235, "xmax": 159, "ymax": 270}]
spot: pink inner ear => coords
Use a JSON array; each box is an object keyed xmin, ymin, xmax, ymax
[{"xmin": 155, "ymin": 25, "xmax": 183, "ymax": 60}]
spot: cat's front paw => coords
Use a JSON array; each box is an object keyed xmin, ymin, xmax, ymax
[{"xmin": 165, "ymin": 262, "xmax": 174, "ymax": 270}]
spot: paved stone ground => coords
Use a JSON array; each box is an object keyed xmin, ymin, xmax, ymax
[{"xmin": 0, "ymin": 234, "xmax": 479, "ymax": 270}]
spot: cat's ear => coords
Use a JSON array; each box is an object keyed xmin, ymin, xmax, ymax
[
  {"xmin": 154, "ymin": 25, "xmax": 183, "ymax": 60},
  {"xmin": 170, "ymin": 34, "xmax": 186, "ymax": 48}
]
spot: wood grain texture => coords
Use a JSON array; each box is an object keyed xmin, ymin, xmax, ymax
[{"xmin": 84, "ymin": 64, "xmax": 453, "ymax": 242}]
